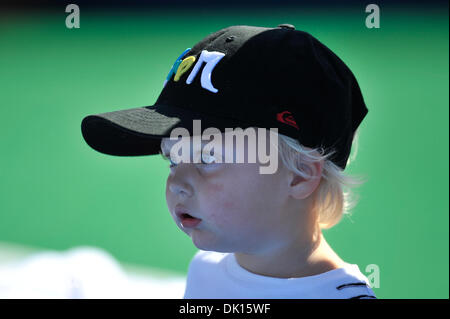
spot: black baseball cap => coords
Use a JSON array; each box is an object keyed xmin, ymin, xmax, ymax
[{"xmin": 81, "ymin": 24, "xmax": 368, "ymax": 169}]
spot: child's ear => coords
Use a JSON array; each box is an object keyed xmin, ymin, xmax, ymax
[{"xmin": 288, "ymin": 160, "xmax": 323, "ymax": 200}]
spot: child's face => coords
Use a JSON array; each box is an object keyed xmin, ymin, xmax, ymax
[{"xmin": 161, "ymin": 130, "xmax": 298, "ymax": 254}]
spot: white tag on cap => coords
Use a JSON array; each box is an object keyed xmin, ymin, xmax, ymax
[{"xmin": 186, "ymin": 50, "xmax": 225, "ymax": 93}]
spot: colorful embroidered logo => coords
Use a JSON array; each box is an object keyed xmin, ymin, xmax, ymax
[
  {"xmin": 276, "ymin": 111, "xmax": 299, "ymax": 130},
  {"xmin": 164, "ymin": 48, "xmax": 225, "ymax": 93}
]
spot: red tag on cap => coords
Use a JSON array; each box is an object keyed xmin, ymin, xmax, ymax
[{"xmin": 277, "ymin": 111, "xmax": 299, "ymax": 130}]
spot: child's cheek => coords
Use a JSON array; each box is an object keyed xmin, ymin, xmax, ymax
[
  {"xmin": 207, "ymin": 182, "xmax": 224, "ymax": 194},
  {"xmin": 203, "ymin": 182, "xmax": 240, "ymax": 227}
]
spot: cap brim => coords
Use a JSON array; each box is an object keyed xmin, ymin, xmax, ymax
[{"xmin": 81, "ymin": 103, "xmax": 248, "ymax": 156}]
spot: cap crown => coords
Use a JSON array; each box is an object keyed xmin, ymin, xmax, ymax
[{"xmin": 156, "ymin": 25, "xmax": 368, "ymax": 169}]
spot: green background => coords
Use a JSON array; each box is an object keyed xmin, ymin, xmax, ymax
[{"xmin": 0, "ymin": 5, "xmax": 448, "ymax": 298}]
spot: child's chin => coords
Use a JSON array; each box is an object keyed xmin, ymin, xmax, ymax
[
  {"xmin": 190, "ymin": 230, "xmax": 218, "ymax": 251},
  {"xmin": 190, "ymin": 232, "xmax": 234, "ymax": 253}
]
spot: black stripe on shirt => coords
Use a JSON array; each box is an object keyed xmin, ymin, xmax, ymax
[
  {"xmin": 348, "ymin": 294, "xmax": 377, "ymax": 299},
  {"xmin": 336, "ymin": 282, "xmax": 369, "ymax": 290}
]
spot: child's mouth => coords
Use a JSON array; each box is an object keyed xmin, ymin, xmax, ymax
[
  {"xmin": 175, "ymin": 204, "xmax": 203, "ymax": 228},
  {"xmin": 177, "ymin": 212, "xmax": 202, "ymax": 228}
]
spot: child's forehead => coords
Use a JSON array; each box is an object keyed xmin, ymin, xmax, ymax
[{"xmin": 159, "ymin": 128, "xmax": 277, "ymax": 157}]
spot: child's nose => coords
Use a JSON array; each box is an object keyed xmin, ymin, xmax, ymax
[
  {"xmin": 169, "ymin": 183, "xmax": 192, "ymax": 198},
  {"xmin": 168, "ymin": 175, "xmax": 193, "ymax": 198}
]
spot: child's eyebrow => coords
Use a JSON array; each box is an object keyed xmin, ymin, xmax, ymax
[{"xmin": 159, "ymin": 138, "xmax": 223, "ymax": 159}]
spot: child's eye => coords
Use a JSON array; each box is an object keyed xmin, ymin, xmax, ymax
[
  {"xmin": 160, "ymin": 151, "xmax": 219, "ymax": 169},
  {"xmin": 168, "ymin": 159, "xmax": 177, "ymax": 168},
  {"xmin": 200, "ymin": 153, "xmax": 217, "ymax": 164}
]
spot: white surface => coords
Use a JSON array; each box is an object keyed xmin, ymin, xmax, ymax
[{"xmin": 0, "ymin": 243, "xmax": 186, "ymax": 299}]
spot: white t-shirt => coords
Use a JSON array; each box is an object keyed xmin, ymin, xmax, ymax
[{"xmin": 183, "ymin": 250, "xmax": 376, "ymax": 299}]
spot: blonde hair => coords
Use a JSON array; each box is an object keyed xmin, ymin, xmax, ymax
[{"xmin": 277, "ymin": 130, "xmax": 367, "ymax": 229}]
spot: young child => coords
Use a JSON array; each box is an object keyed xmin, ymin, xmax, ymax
[{"xmin": 81, "ymin": 24, "xmax": 376, "ymax": 299}]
